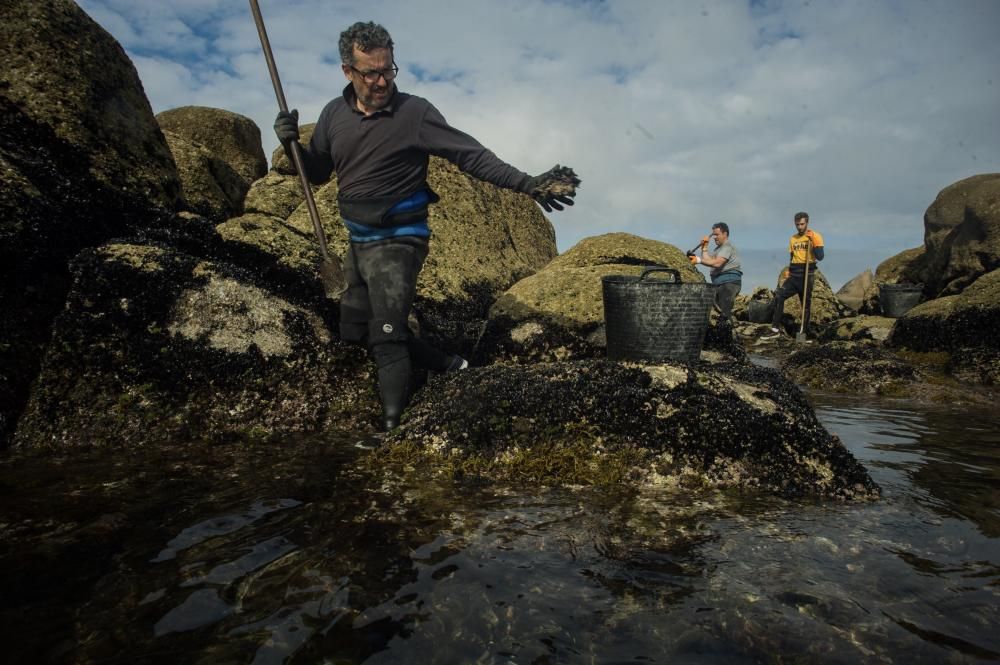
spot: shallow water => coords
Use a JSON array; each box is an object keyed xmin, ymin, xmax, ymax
[{"xmin": 1, "ymin": 389, "xmax": 998, "ymax": 664}]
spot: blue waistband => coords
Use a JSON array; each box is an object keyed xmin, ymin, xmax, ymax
[
  {"xmin": 344, "ymin": 219, "xmax": 430, "ymax": 242},
  {"xmin": 343, "ymin": 190, "xmax": 431, "ymax": 242},
  {"xmin": 711, "ymin": 271, "xmax": 742, "ymax": 285}
]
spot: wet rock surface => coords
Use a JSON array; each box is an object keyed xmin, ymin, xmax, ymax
[
  {"xmin": 13, "ymin": 243, "xmax": 379, "ymax": 448},
  {"xmin": 887, "ymin": 268, "xmax": 1000, "ymax": 385},
  {"xmin": 374, "ymin": 359, "xmax": 879, "ymax": 500},
  {"xmin": 781, "ymin": 342, "xmax": 922, "ymax": 396}
]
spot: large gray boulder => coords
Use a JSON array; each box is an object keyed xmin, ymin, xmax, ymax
[
  {"xmin": 835, "ymin": 268, "xmax": 874, "ymax": 313},
  {"xmin": 919, "ymin": 173, "xmax": 1000, "ymax": 297},
  {"xmin": 161, "ymin": 129, "xmax": 247, "ymax": 222},
  {"xmin": 478, "ymin": 233, "xmax": 703, "ymax": 364},
  {"xmin": 0, "ymin": 0, "xmax": 181, "ymax": 447},
  {"xmin": 373, "ymin": 359, "xmax": 880, "ymax": 500},
  {"xmin": 156, "ymin": 106, "xmax": 267, "ymax": 186}
]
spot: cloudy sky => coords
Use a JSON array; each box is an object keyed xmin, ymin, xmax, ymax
[{"xmin": 78, "ymin": 0, "xmax": 998, "ymax": 260}]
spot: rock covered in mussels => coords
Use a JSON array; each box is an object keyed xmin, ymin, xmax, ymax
[
  {"xmin": 374, "ymin": 359, "xmax": 880, "ymax": 500},
  {"xmin": 13, "ymin": 242, "xmax": 379, "ymax": 448},
  {"xmin": 781, "ymin": 341, "xmax": 921, "ymax": 396}
]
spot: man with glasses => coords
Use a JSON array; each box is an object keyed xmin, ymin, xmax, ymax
[{"xmin": 274, "ymin": 21, "xmax": 580, "ymax": 432}]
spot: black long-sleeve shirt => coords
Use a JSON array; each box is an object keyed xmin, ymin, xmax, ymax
[{"xmin": 299, "ymin": 83, "xmax": 531, "ymax": 202}]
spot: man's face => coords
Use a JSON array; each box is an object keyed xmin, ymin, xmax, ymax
[
  {"xmin": 794, "ymin": 217, "xmax": 809, "ymax": 234},
  {"xmin": 342, "ymin": 46, "xmax": 395, "ymax": 113},
  {"xmin": 711, "ymin": 227, "xmax": 727, "ymax": 247}
]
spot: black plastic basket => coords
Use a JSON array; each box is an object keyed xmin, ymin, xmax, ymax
[
  {"xmin": 879, "ymin": 283, "xmax": 923, "ymax": 318},
  {"xmin": 747, "ymin": 298, "xmax": 775, "ymax": 323},
  {"xmin": 602, "ymin": 266, "xmax": 716, "ymax": 363}
]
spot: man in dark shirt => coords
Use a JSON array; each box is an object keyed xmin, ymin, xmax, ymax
[{"xmin": 274, "ymin": 21, "xmax": 580, "ymax": 431}]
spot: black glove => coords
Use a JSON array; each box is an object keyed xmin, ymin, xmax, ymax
[
  {"xmin": 274, "ymin": 109, "xmax": 299, "ymax": 146},
  {"xmin": 524, "ymin": 164, "xmax": 581, "ymax": 213}
]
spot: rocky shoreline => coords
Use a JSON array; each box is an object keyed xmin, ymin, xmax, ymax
[{"xmin": 3, "ymin": 1, "xmax": 998, "ymax": 500}]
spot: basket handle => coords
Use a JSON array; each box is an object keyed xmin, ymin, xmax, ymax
[{"xmin": 639, "ymin": 266, "xmax": 680, "ymax": 282}]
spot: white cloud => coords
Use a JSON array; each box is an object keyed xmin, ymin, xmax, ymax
[{"xmin": 78, "ymin": 0, "xmax": 1000, "ymax": 258}]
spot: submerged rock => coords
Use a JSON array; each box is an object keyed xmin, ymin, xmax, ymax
[{"xmin": 374, "ymin": 359, "xmax": 879, "ymax": 500}]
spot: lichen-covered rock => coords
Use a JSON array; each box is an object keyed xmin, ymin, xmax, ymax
[
  {"xmin": 270, "ymin": 123, "xmax": 318, "ymax": 175},
  {"xmin": 156, "ymin": 106, "xmax": 267, "ymax": 186},
  {"xmin": 781, "ymin": 341, "xmax": 920, "ymax": 395},
  {"xmin": 214, "ymin": 211, "xmax": 340, "ymax": 302},
  {"xmin": 820, "ymin": 315, "xmax": 895, "ymax": 343},
  {"xmin": 243, "ymin": 171, "xmax": 309, "ymax": 219},
  {"xmin": 0, "ymin": 0, "xmax": 181, "ymax": 447},
  {"xmin": 887, "ymin": 268, "xmax": 1000, "ymax": 385},
  {"xmin": 874, "ymin": 247, "xmax": 925, "ymax": 286},
  {"xmin": 373, "ymin": 359, "xmax": 879, "ymax": 500},
  {"xmin": 162, "ymin": 130, "xmax": 247, "ymax": 222},
  {"xmin": 13, "ymin": 243, "xmax": 379, "ymax": 448},
  {"xmin": 479, "ymin": 233, "xmax": 703, "ymax": 364}
]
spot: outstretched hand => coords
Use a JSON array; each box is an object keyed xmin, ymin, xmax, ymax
[{"xmin": 525, "ymin": 164, "xmax": 581, "ymax": 213}]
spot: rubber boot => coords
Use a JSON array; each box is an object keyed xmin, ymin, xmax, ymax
[{"xmin": 372, "ymin": 343, "xmax": 411, "ymax": 432}]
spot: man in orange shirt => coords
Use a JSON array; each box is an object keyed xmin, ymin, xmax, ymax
[{"xmin": 765, "ymin": 211, "xmax": 824, "ymax": 336}]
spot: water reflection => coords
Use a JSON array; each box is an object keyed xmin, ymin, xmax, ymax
[{"xmin": 815, "ymin": 391, "xmax": 1000, "ymax": 538}]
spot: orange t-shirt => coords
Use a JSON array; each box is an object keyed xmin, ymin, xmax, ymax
[{"xmin": 788, "ymin": 230, "xmax": 824, "ymax": 264}]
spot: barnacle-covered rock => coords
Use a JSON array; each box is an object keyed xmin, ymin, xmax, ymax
[
  {"xmin": 373, "ymin": 359, "xmax": 879, "ymax": 500},
  {"xmin": 781, "ymin": 341, "xmax": 920, "ymax": 395},
  {"xmin": 13, "ymin": 242, "xmax": 377, "ymax": 447}
]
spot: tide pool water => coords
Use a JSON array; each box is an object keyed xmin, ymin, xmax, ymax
[{"xmin": 1, "ymin": 386, "xmax": 997, "ymax": 663}]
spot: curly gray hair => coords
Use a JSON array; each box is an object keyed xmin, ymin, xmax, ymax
[{"xmin": 338, "ymin": 21, "xmax": 394, "ymax": 65}]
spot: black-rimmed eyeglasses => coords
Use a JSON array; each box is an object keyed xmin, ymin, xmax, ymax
[{"xmin": 350, "ymin": 63, "xmax": 399, "ymax": 84}]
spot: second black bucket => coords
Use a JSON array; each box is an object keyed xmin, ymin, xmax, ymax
[
  {"xmin": 747, "ymin": 298, "xmax": 775, "ymax": 323},
  {"xmin": 879, "ymin": 283, "xmax": 923, "ymax": 318},
  {"xmin": 602, "ymin": 266, "xmax": 716, "ymax": 364}
]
